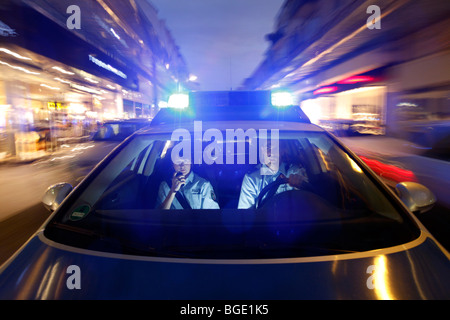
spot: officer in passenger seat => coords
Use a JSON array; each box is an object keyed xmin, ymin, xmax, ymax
[{"xmin": 156, "ymin": 157, "xmax": 220, "ymax": 210}]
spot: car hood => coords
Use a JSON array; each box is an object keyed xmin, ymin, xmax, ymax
[
  {"xmin": 69, "ymin": 142, "xmax": 119, "ymax": 180},
  {"xmin": 72, "ymin": 141, "xmax": 119, "ymax": 165},
  {"xmin": 0, "ymin": 231, "xmax": 449, "ymax": 299}
]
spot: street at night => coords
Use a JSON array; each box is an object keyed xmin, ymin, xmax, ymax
[{"xmin": 0, "ymin": 0, "xmax": 449, "ymax": 304}]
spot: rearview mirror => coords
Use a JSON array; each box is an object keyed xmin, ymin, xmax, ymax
[
  {"xmin": 395, "ymin": 182, "xmax": 436, "ymax": 214},
  {"xmin": 42, "ymin": 183, "xmax": 73, "ymax": 212}
]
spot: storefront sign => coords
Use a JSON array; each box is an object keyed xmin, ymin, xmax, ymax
[
  {"xmin": 0, "ymin": 3, "xmax": 139, "ymax": 91},
  {"xmin": 47, "ymin": 102, "xmax": 64, "ymax": 110},
  {"xmin": 0, "ymin": 19, "xmax": 17, "ymax": 37},
  {"xmin": 88, "ymin": 55, "xmax": 127, "ymax": 79}
]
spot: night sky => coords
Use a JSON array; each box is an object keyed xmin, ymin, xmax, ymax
[{"xmin": 149, "ymin": 0, "xmax": 285, "ymax": 91}]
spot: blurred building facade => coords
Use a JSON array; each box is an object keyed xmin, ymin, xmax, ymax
[
  {"xmin": 243, "ymin": 0, "xmax": 450, "ymax": 144},
  {"xmin": 0, "ymin": 0, "xmax": 194, "ymax": 161}
]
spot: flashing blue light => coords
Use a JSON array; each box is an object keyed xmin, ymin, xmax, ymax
[
  {"xmin": 271, "ymin": 91, "xmax": 294, "ymax": 107},
  {"xmin": 168, "ymin": 93, "xmax": 189, "ymax": 109}
]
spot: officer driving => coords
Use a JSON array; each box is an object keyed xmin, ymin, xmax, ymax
[{"xmin": 238, "ymin": 139, "xmax": 309, "ymax": 209}]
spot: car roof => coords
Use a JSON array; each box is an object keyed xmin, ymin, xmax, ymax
[
  {"xmin": 150, "ymin": 90, "xmax": 311, "ymax": 127},
  {"xmin": 139, "ymin": 120, "xmax": 323, "ymax": 135}
]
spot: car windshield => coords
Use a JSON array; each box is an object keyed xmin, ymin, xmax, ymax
[{"xmin": 45, "ymin": 130, "xmax": 420, "ymax": 259}]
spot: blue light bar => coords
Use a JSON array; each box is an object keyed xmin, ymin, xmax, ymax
[
  {"xmin": 168, "ymin": 93, "xmax": 189, "ymax": 109},
  {"xmin": 271, "ymin": 91, "xmax": 294, "ymax": 107}
]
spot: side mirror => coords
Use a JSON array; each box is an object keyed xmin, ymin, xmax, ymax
[
  {"xmin": 395, "ymin": 182, "xmax": 436, "ymax": 214},
  {"xmin": 42, "ymin": 183, "xmax": 73, "ymax": 212}
]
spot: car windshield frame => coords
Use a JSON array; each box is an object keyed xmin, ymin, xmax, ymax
[{"xmin": 44, "ymin": 125, "xmax": 421, "ymax": 259}]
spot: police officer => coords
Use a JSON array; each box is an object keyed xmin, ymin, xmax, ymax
[
  {"xmin": 157, "ymin": 158, "xmax": 220, "ymax": 210},
  {"xmin": 238, "ymin": 141, "xmax": 308, "ymax": 209}
]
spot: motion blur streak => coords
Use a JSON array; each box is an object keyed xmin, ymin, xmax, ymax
[
  {"xmin": 360, "ymin": 156, "xmax": 417, "ymax": 183},
  {"xmin": 373, "ymin": 255, "xmax": 395, "ymax": 300}
]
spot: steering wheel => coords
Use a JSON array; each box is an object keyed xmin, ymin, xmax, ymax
[
  {"xmin": 255, "ymin": 176, "xmax": 288, "ymax": 209},
  {"xmin": 255, "ymin": 175, "xmax": 313, "ymax": 209}
]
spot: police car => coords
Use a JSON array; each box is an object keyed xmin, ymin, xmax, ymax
[
  {"xmin": 0, "ymin": 90, "xmax": 449, "ymax": 299},
  {"xmin": 70, "ymin": 118, "xmax": 152, "ymax": 181}
]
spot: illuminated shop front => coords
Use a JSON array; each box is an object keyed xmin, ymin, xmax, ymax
[
  {"xmin": 0, "ymin": 45, "xmax": 141, "ymax": 160},
  {"xmin": 0, "ymin": 2, "xmax": 151, "ymax": 160},
  {"xmin": 301, "ymin": 71, "xmax": 387, "ymax": 136},
  {"xmin": 300, "ymin": 54, "xmax": 450, "ymax": 140}
]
